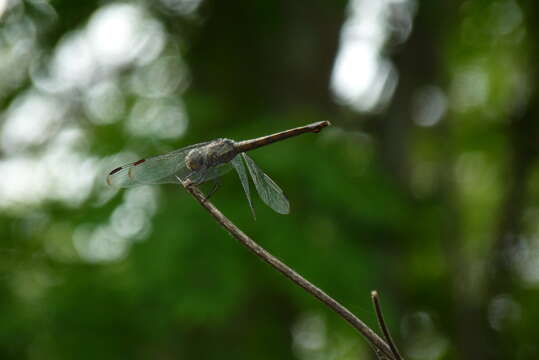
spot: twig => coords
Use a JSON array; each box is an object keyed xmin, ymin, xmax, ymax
[
  {"xmin": 371, "ymin": 290, "xmax": 403, "ymax": 360},
  {"xmin": 181, "ymin": 180, "xmax": 394, "ymax": 359}
]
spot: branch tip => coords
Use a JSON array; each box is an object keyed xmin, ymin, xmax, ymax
[{"xmin": 371, "ymin": 290, "xmax": 403, "ymax": 360}]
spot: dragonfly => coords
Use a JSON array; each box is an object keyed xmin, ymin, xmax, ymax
[{"xmin": 107, "ymin": 121, "xmax": 330, "ymax": 217}]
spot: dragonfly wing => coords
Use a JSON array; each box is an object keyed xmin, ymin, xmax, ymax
[
  {"xmin": 242, "ymin": 153, "xmax": 290, "ymax": 214},
  {"xmin": 189, "ymin": 162, "xmax": 232, "ymax": 185},
  {"xmin": 107, "ymin": 165, "xmax": 141, "ymax": 188},
  {"xmin": 107, "ymin": 144, "xmax": 207, "ymax": 188},
  {"xmin": 231, "ymin": 155, "xmax": 255, "ymax": 218}
]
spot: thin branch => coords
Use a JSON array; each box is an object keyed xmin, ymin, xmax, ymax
[
  {"xmin": 371, "ymin": 290, "xmax": 403, "ymax": 360},
  {"xmin": 181, "ymin": 180, "xmax": 394, "ymax": 359}
]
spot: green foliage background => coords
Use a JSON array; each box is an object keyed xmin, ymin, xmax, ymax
[{"xmin": 1, "ymin": 0, "xmax": 538, "ymax": 359}]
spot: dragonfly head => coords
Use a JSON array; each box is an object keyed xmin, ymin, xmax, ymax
[{"xmin": 185, "ymin": 148, "xmax": 204, "ymax": 171}]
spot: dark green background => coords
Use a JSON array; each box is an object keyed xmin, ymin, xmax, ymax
[{"xmin": 1, "ymin": 0, "xmax": 538, "ymax": 359}]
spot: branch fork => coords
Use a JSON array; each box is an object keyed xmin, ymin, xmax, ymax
[{"xmin": 180, "ymin": 179, "xmax": 403, "ymax": 359}]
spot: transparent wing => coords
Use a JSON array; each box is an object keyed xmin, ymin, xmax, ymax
[
  {"xmin": 242, "ymin": 153, "xmax": 290, "ymax": 214},
  {"xmin": 231, "ymin": 155, "xmax": 255, "ymax": 218},
  {"xmin": 189, "ymin": 162, "xmax": 232, "ymax": 185},
  {"xmin": 107, "ymin": 142, "xmax": 209, "ymax": 188}
]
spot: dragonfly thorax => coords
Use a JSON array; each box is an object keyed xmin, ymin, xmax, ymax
[{"xmin": 185, "ymin": 138, "xmax": 237, "ymax": 171}]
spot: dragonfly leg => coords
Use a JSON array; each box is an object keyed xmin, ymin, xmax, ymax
[
  {"xmin": 175, "ymin": 176, "xmax": 192, "ymax": 187},
  {"xmin": 203, "ymin": 178, "xmax": 221, "ymax": 201},
  {"xmin": 176, "ymin": 173, "xmax": 220, "ymax": 202}
]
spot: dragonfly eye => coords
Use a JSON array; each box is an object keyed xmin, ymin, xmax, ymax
[{"xmin": 186, "ymin": 149, "xmax": 204, "ymax": 170}]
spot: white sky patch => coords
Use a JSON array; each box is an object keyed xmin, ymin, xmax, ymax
[
  {"xmin": 130, "ymin": 56, "xmax": 189, "ymax": 98},
  {"xmin": 0, "ymin": 154, "xmax": 97, "ymax": 210},
  {"xmin": 0, "ymin": 2, "xmax": 37, "ymax": 97},
  {"xmin": 112, "ymin": 186, "xmax": 158, "ymax": 241},
  {"xmin": 1, "ymin": 90, "xmax": 66, "ymax": 153},
  {"xmin": 84, "ymin": 80, "xmax": 126, "ymax": 125},
  {"xmin": 73, "ymin": 186, "xmax": 158, "ymax": 263},
  {"xmin": 33, "ymin": 3, "xmax": 165, "ymax": 94},
  {"xmin": 48, "ymin": 30, "xmax": 96, "ymax": 92},
  {"xmin": 0, "ymin": 0, "xmax": 8, "ymax": 18},
  {"xmin": 86, "ymin": 3, "xmax": 165, "ymax": 68},
  {"xmin": 127, "ymin": 98, "xmax": 188, "ymax": 139},
  {"xmin": 331, "ymin": 0, "xmax": 414, "ymax": 112},
  {"xmin": 412, "ymin": 86, "xmax": 448, "ymax": 127},
  {"xmin": 111, "ymin": 204, "xmax": 149, "ymax": 239},
  {"xmin": 73, "ymin": 224, "xmax": 130, "ymax": 263},
  {"xmin": 0, "ymin": 156, "xmax": 50, "ymax": 209},
  {"xmin": 0, "ymin": 128, "xmax": 100, "ymax": 211},
  {"xmin": 292, "ymin": 313, "xmax": 327, "ymax": 352},
  {"xmin": 158, "ymin": 0, "xmax": 203, "ymax": 16},
  {"xmin": 332, "ymin": 43, "xmax": 379, "ymax": 105}
]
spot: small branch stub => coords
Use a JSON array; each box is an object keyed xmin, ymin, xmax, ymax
[{"xmin": 371, "ymin": 290, "xmax": 403, "ymax": 360}]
